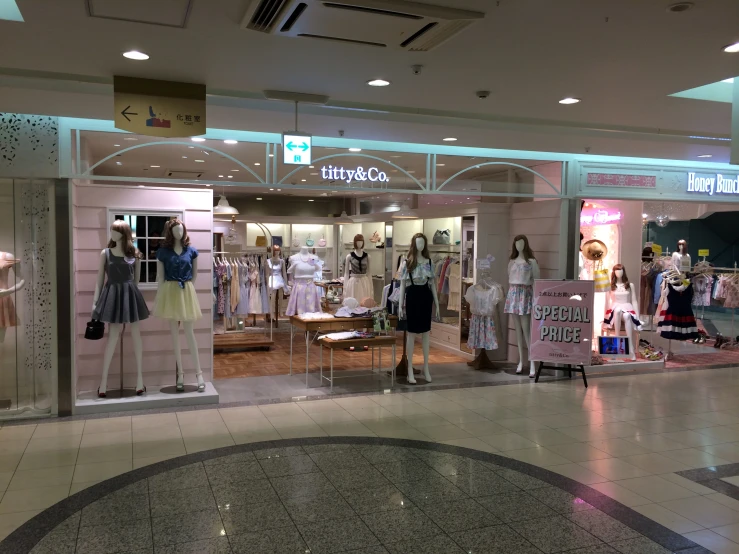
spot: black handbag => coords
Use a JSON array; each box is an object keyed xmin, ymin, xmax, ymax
[{"xmin": 84, "ymin": 320, "xmax": 105, "ymax": 340}]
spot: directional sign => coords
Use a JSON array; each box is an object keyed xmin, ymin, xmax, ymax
[
  {"xmin": 113, "ymin": 76, "xmax": 206, "ymax": 137},
  {"xmin": 282, "ymin": 132, "xmax": 312, "ymax": 166}
]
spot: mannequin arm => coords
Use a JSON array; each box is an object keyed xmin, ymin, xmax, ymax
[
  {"xmin": 281, "ymin": 260, "xmax": 289, "ymax": 290},
  {"xmin": 134, "ymin": 258, "xmax": 141, "ymax": 286},
  {"xmin": 630, "ymin": 283, "xmax": 639, "ymax": 316},
  {"xmin": 398, "ymin": 279, "xmax": 407, "ymax": 319},
  {"xmin": 344, "ymin": 254, "xmax": 351, "ymax": 282},
  {"xmin": 0, "ymin": 279, "xmax": 24, "ymax": 299},
  {"xmin": 531, "ymin": 259, "xmax": 541, "ymax": 281},
  {"xmin": 92, "ymin": 249, "xmax": 106, "ymax": 310},
  {"xmin": 192, "ymin": 257, "xmax": 198, "ymax": 283},
  {"xmin": 156, "ymin": 260, "xmax": 165, "ymax": 286},
  {"xmin": 429, "ymin": 276, "xmax": 441, "ymax": 320},
  {"xmin": 605, "ymin": 289, "xmax": 612, "ymax": 317}
]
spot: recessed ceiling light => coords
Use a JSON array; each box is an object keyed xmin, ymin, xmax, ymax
[
  {"xmin": 195, "ymin": 159, "xmax": 205, "ymax": 163},
  {"xmin": 182, "ymin": 156, "xmax": 188, "ymax": 159},
  {"xmin": 642, "ymin": 213, "xmax": 648, "ymax": 218},
  {"xmin": 124, "ymin": 137, "xmax": 137, "ymax": 141},
  {"xmin": 269, "ymin": 154, "xmax": 274, "ymax": 157},
  {"xmin": 113, "ymin": 144, "xmax": 120, "ymax": 147},
  {"xmin": 116, "ymin": 161, "xmax": 122, "ymax": 165},
  {"xmin": 191, "ymin": 137, "xmax": 206, "ymax": 142},
  {"xmin": 367, "ymin": 79, "xmax": 391, "ymax": 87},
  {"xmin": 123, "ymin": 50, "xmax": 149, "ymax": 60},
  {"xmin": 722, "ymin": 78, "xmax": 735, "ymax": 83},
  {"xmin": 349, "ymin": 148, "xmax": 362, "ymax": 152},
  {"xmin": 302, "ymin": 179, "xmax": 307, "ymax": 182},
  {"xmin": 231, "ymin": 169, "xmax": 239, "ymax": 172},
  {"xmin": 308, "ymin": 199, "xmax": 314, "ymax": 202},
  {"xmin": 205, "ymin": 184, "xmax": 211, "ymax": 187},
  {"xmin": 269, "ymin": 188, "xmax": 274, "ymax": 191},
  {"xmin": 443, "ymin": 137, "xmax": 457, "ymax": 142},
  {"xmin": 559, "ymin": 97, "xmax": 581, "ymax": 105},
  {"xmin": 254, "ymin": 163, "xmax": 261, "ymax": 166},
  {"xmin": 723, "ymin": 42, "xmax": 739, "ymax": 53},
  {"xmin": 436, "ymin": 163, "xmax": 445, "ymax": 167},
  {"xmin": 188, "ymin": 146, "xmax": 195, "ymax": 149},
  {"xmin": 277, "ymin": 189, "xmax": 282, "ymax": 192},
  {"xmin": 698, "ymin": 154, "xmax": 713, "ymax": 158},
  {"xmin": 224, "ymin": 139, "xmax": 237, "ymax": 145},
  {"xmin": 256, "ymin": 197, "xmax": 262, "ymax": 201},
  {"xmin": 150, "ymin": 165, "xmax": 160, "ymax": 168},
  {"xmin": 309, "ymin": 165, "xmax": 314, "ymax": 169},
  {"xmin": 228, "ymin": 175, "xmax": 233, "ymax": 178},
  {"xmin": 219, "ymin": 175, "xmax": 224, "ymax": 178}
]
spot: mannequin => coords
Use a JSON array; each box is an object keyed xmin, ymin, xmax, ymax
[
  {"xmin": 672, "ymin": 240, "xmax": 691, "ymax": 274},
  {"xmin": 0, "ymin": 252, "xmax": 24, "ymax": 344},
  {"xmin": 578, "ymin": 232, "xmax": 586, "ymax": 280},
  {"xmin": 604, "ymin": 264, "xmax": 641, "ymax": 361},
  {"xmin": 398, "ymin": 233, "xmax": 441, "ymax": 384},
  {"xmin": 268, "ymin": 246, "xmax": 289, "ymax": 322},
  {"xmin": 153, "ymin": 219, "xmax": 205, "ymax": 392},
  {"xmin": 286, "ymin": 247, "xmax": 322, "ymax": 315},
  {"xmin": 92, "ymin": 221, "xmax": 150, "ymax": 397},
  {"xmin": 504, "ymin": 235, "xmax": 540, "ymax": 377},
  {"xmin": 344, "ymin": 234, "xmax": 373, "ymax": 302}
]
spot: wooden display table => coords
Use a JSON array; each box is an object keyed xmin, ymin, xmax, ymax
[
  {"xmin": 213, "ymin": 333, "xmax": 273, "ymax": 352},
  {"xmin": 318, "ymin": 335, "xmax": 397, "ymax": 392},
  {"xmin": 289, "ymin": 315, "xmax": 398, "ymax": 386}
]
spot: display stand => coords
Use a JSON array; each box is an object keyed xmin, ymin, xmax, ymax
[
  {"xmin": 534, "ymin": 362, "xmax": 588, "ymax": 388},
  {"xmin": 392, "ymin": 329, "xmax": 420, "ymax": 379},
  {"xmin": 467, "ymin": 349, "xmax": 495, "ymax": 370}
]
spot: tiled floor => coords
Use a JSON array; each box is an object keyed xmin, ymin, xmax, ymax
[{"xmin": 5, "ymin": 367, "xmax": 739, "ymax": 551}]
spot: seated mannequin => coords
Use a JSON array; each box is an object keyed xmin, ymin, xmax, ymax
[{"xmin": 603, "ymin": 264, "xmax": 641, "ymax": 361}]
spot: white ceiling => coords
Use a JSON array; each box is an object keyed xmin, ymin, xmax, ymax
[{"xmin": 2, "ymin": 0, "xmax": 738, "ymax": 161}]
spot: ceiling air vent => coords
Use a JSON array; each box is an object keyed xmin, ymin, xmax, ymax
[
  {"xmin": 165, "ymin": 170, "xmax": 204, "ymax": 179},
  {"xmin": 240, "ymin": 0, "xmax": 484, "ymax": 51}
]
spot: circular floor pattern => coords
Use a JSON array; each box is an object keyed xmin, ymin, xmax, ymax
[{"xmin": 2, "ymin": 437, "xmax": 703, "ymax": 554}]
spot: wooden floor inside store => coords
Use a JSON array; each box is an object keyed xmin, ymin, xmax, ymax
[{"xmin": 213, "ymin": 331, "xmax": 470, "ymax": 379}]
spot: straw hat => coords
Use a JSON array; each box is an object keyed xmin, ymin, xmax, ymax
[{"xmin": 582, "ymin": 239, "xmax": 608, "ymax": 261}]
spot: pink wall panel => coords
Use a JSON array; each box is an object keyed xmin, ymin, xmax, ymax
[{"xmin": 73, "ymin": 183, "xmax": 214, "ymax": 395}]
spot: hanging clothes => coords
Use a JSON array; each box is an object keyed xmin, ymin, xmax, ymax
[
  {"xmin": 657, "ymin": 282, "xmax": 699, "ymax": 340},
  {"xmin": 447, "ymin": 263, "xmax": 461, "ymax": 311},
  {"xmin": 247, "ymin": 264, "xmax": 261, "ymax": 314},
  {"xmin": 230, "ymin": 261, "xmax": 240, "ymax": 314},
  {"xmin": 464, "ymin": 283, "xmax": 503, "ymax": 350},
  {"xmin": 691, "ymin": 275, "xmax": 712, "ymax": 308},
  {"xmin": 235, "ymin": 264, "xmax": 250, "ymax": 316}
]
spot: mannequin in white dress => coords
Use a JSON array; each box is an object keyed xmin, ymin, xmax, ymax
[
  {"xmin": 604, "ymin": 264, "xmax": 640, "ymax": 361},
  {"xmin": 672, "ymin": 240, "xmax": 691, "ymax": 274}
]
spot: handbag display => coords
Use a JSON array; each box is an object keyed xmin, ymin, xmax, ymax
[
  {"xmin": 84, "ymin": 319, "xmax": 105, "ymax": 340},
  {"xmin": 272, "ymin": 236, "xmax": 283, "ymax": 247},
  {"xmin": 433, "ymin": 229, "xmax": 451, "ymax": 245},
  {"xmin": 292, "ymin": 236, "xmax": 300, "ymax": 248},
  {"xmin": 306, "ymin": 233, "xmax": 314, "ymax": 247},
  {"xmin": 255, "ymin": 235, "xmax": 267, "ymax": 247},
  {"xmin": 593, "ymin": 261, "xmax": 611, "ymax": 293},
  {"xmin": 318, "ymin": 235, "xmax": 327, "ymax": 247}
]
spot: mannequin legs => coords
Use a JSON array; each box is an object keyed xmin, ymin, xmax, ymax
[
  {"xmin": 169, "ymin": 320, "xmax": 205, "ymax": 392},
  {"xmin": 0, "ymin": 328, "xmax": 5, "ymax": 343},
  {"xmin": 406, "ymin": 331, "xmax": 432, "ymax": 384},
  {"xmin": 98, "ymin": 324, "xmax": 122, "ymax": 395},
  {"xmin": 129, "ymin": 323, "xmax": 144, "ymax": 392},
  {"xmin": 512, "ymin": 314, "xmax": 535, "ymax": 377},
  {"xmin": 613, "ymin": 311, "xmax": 637, "ymax": 361}
]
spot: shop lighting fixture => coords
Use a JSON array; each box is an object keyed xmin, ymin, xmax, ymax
[
  {"xmin": 302, "ymin": 179, "xmax": 307, "ymax": 182},
  {"xmin": 697, "ymin": 154, "xmax": 713, "ymax": 158},
  {"xmin": 269, "ymin": 188, "xmax": 274, "ymax": 191},
  {"xmin": 191, "ymin": 137, "xmax": 206, "ymax": 142},
  {"xmin": 182, "ymin": 156, "xmax": 188, "ymax": 159},
  {"xmin": 254, "ymin": 163, "xmax": 261, "ymax": 166},
  {"xmin": 308, "ymin": 199, "xmax": 315, "ymax": 202},
  {"xmin": 123, "ymin": 50, "xmax": 149, "ymax": 60},
  {"xmin": 116, "ymin": 161, "xmax": 122, "ymax": 165},
  {"xmin": 150, "ymin": 165, "xmax": 160, "ymax": 168},
  {"xmin": 195, "ymin": 159, "xmax": 205, "ymax": 163},
  {"xmin": 256, "ymin": 198, "xmax": 262, "ymax": 201},
  {"xmin": 269, "ymin": 154, "xmax": 274, "ymax": 157},
  {"xmin": 231, "ymin": 169, "xmax": 239, "ymax": 172},
  {"xmin": 559, "ymin": 97, "xmax": 581, "ymax": 104},
  {"xmin": 113, "ymin": 144, "xmax": 120, "ymax": 147},
  {"xmin": 392, "ymin": 203, "xmax": 418, "ymax": 219},
  {"xmin": 214, "ymin": 194, "xmax": 239, "ymax": 215},
  {"xmin": 224, "ymin": 139, "xmax": 237, "ymax": 145},
  {"xmin": 723, "ymin": 42, "xmax": 739, "ymax": 53},
  {"xmin": 335, "ymin": 211, "xmax": 354, "ymax": 224},
  {"xmin": 367, "ymin": 79, "xmax": 391, "ymax": 87},
  {"xmin": 309, "ymin": 166, "xmax": 314, "ymax": 169},
  {"xmin": 437, "ymin": 163, "xmax": 445, "ymax": 166},
  {"xmin": 219, "ymin": 175, "xmax": 224, "ymax": 178},
  {"xmin": 443, "ymin": 137, "xmax": 458, "ymax": 142},
  {"xmin": 228, "ymin": 175, "xmax": 233, "ymax": 178},
  {"xmin": 349, "ymin": 148, "xmax": 362, "ymax": 152},
  {"xmin": 277, "ymin": 189, "xmax": 281, "ymax": 191}
]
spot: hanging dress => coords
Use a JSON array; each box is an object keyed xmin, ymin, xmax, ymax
[
  {"xmin": 465, "ymin": 284, "xmax": 502, "ymax": 350},
  {"xmin": 235, "ymin": 264, "xmax": 250, "ymax": 315},
  {"xmin": 657, "ymin": 282, "xmax": 699, "ymax": 340},
  {"xmin": 247, "ymin": 265, "xmax": 261, "ymax": 314}
]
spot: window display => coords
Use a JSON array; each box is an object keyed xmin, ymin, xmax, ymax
[
  {"xmin": 603, "ymin": 264, "xmax": 641, "ymax": 361},
  {"xmin": 154, "ymin": 219, "xmax": 205, "ymax": 392},
  {"xmin": 504, "ymin": 235, "xmax": 540, "ymax": 377},
  {"xmin": 92, "ymin": 221, "xmax": 150, "ymax": 397},
  {"xmin": 344, "ymin": 234, "xmax": 373, "ymax": 303},
  {"xmin": 286, "ymin": 247, "xmax": 323, "ymax": 316}
]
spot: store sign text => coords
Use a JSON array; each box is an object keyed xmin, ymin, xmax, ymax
[
  {"xmin": 687, "ymin": 172, "xmax": 739, "ymax": 196},
  {"xmin": 580, "ymin": 209, "xmax": 622, "ymax": 226},
  {"xmin": 320, "ymin": 165, "xmax": 390, "ymax": 184}
]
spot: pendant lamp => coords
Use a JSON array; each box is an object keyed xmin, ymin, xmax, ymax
[
  {"xmin": 214, "ymin": 194, "xmax": 239, "ymax": 215},
  {"xmin": 392, "ymin": 203, "xmax": 417, "ymax": 219},
  {"xmin": 335, "ymin": 211, "xmax": 354, "ymax": 224}
]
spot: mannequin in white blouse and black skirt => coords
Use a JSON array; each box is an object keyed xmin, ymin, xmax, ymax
[{"xmin": 399, "ymin": 233, "xmax": 441, "ymax": 384}]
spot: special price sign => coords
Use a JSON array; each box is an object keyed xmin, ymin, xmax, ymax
[{"xmin": 529, "ymin": 280, "xmax": 595, "ymax": 366}]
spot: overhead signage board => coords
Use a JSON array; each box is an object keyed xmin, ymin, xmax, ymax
[
  {"xmin": 529, "ymin": 279, "xmax": 595, "ymax": 366},
  {"xmin": 687, "ymin": 172, "xmax": 739, "ymax": 196},
  {"xmin": 699, "ymin": 249, "xmax": 710, "ymax": 257},
  {"xmin": 320, "ymin": 165, "xmax": 390, "ymax": 184},
  {"xmin": 113, "ymin": 76, "xmax": 206, "ymax": 137},
  {"xmin": 283, "ymin": 133, "xmax": 312, "ymax": 165}
]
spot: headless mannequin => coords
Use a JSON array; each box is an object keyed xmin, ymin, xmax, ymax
[
  {"xmin": 606, "ymin": 268, "xmax": 639, "ymax": 361},
  {"xmin": 344, "ymin": 241, "xmax": 365, "ymax": 282},
  {"xmin": 269, "ymin": 246, "xmax": 289, "ymax": 321},
  {"xmin": 398, "ymin": 236, "xmax": 441, "ymax": 384},
  {"xmin": 93, "ymin": 231, "xmax": 145, "ymax": 395},
  {"xmin": 157, "ymin": 223, "xmax": 205, "ymax": 392},
  {"xmin": 290, "ymin": 246, "xmax": 317, "ymax": 272},
  {"xmin": 510, "ymin": 239, "xmax": 540, "ymax": 377},
  {"xmin": 0, "ymin": 252, "xmax": 23, "ymax": 344}
]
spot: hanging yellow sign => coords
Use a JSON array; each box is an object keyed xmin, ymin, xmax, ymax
[
  {"xmin": 113, "ymin": 76, "xmax": 206, "ymax": 137},
  {"xmin": 698, "ymin": 249, "xmax": 710, "ymax": 257},
  {"xmin": 651, "ymin": 243, "xmax": 663, "ymax": 256}
]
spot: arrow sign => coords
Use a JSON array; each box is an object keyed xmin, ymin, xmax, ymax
[
  {"xmin": 299, "ymin": 142, "xmax": 309, "ymax": 152},
  {"xmin": 282, "ymin": 132, "xmax": 312, "ymax": 165},
  {"xmin": 121, "ymin": 105, "xmax": 138, "ymax": 122},
  {"xmin": 286, "ymin": 141, "xmax": 296, "ymax": 151}
]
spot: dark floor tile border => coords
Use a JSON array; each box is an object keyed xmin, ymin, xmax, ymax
[
  {"xmin": 677, "ymin": 462, "xmax": 739, "ymax": 501},
  {"xmin": 3, "ymin": 361, "xmax": 735, "ymax": 429},
  {"xmin": 0, "ymin": 437, "xmax": 701, "ymax": 554}
]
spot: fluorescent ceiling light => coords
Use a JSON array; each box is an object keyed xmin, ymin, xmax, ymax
[
  {"xmin": 123, "ymin": 50, "xmax": 149, "ymax": 60},
  {"xmin": 182, "ymin": 156, "xmax": 188, "ymax": 159},
  {"xmin": 113, "ymin": 144, "xmax": 120, "ymax": 147},
  {"xmin": 231, "ymin": 169, "xmax": 239, "ymax": 172},
  {"xmin": 213, "ymin": 194, "xmax": 239, "ymax": 215},
  {"xmin": 349, "ymin": 148, "xmax": 362, "ymax": 152},
  {"xmin": 191, "ymin": 137, "xmax": 206, "ymax": 142},
  {"xmin": 256, "ymin": 198, "xmax": 262, "ymax": 201},
  {"xmin": 254, "ymin": 163, "xmax": 261, "ymax": 166},
  {"xmin": 219, "ymin": 175, "xmax": 224, "ymax": 178},
  {"xmin": 436, "ymin": 163, "xmax": 445, "ymax": 167},
  {"xmin": 559, "ymin": 97, "xmax": 581, "ymax": 104},
  {"xmin": 224, "ymin": 139, "xmax": 238, "ymax": 145},
  {"xmin": 115, "ymin": 161, "xmax": 122, "ymax": 165},
  {"xmin": 0, "ymin": 0, "xmax": 24, "ymax": 21},
  {"xmin": 367, "ymin": 79, "xmax": 391, "ymax": 87},
  {"xmin": 309, "ymin": 165, "xmax": 314, "ymax": 168},
  {"xmin": 308, "ymin": 199, "xmax": 315, "ymax": 202},
  {"xmin": 194, "ymin": 159, "xmax": 205, "ymax": 163},
  {"xmin": 443, "ymin": 137, "xmax": 457, "ymax": 142},
  {"xmin": 697, "ymin": 154, "xmax": 713, "ymax": 158},
  {"xmin": 269, "ymin": 154, "xmax": 274, "ymax": 157},
  {"xmin": 269, "ymin": 188, "xmax": 274, "ymax": 191},
  {"xmin": 228, "ymin": 175, "xmax": 233, "ymax": 179},
  {"xmin": 723, "ymin": 42, "xmax": 739, "ymax": 53},
  {"xmin": 150, "ymin": 165, "xmax": 160, "ymax": 168},
  {"xmin": 302, "ymin": 179, "xmax": 307, "ymax": 182}
]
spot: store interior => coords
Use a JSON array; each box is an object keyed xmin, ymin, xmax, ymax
[{"xmin": 579, "ymin": 198, "xmax": 739, "ymax": 370}]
